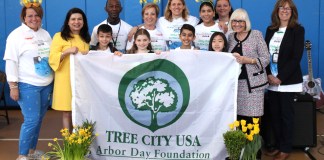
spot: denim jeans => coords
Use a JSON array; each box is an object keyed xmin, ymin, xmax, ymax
[{"xmin": 17, "ymin": 82, "xmax": 53, "ymax": 155}]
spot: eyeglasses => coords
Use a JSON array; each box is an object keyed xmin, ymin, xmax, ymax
[
  {"xmin": 231, "ymin": 20, "xmax": 245, "ymax": 24},
  {"xmin": 279, "ymin": 7, "xmax": 292, "ymax": 12}
]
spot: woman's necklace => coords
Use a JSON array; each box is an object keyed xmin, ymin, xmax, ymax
[{"xmin": 236, "ymin": 32, "xmax": 248, "ymax": 48}]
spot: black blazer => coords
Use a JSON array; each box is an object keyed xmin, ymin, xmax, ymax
[{"xmin": 265, "ymin": 25, "xmax": 305, "ymax": 85}]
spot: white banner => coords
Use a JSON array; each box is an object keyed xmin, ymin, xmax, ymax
[{"xmin": 71, "ymin": 50, "xmax": 239, "ymax": 160}]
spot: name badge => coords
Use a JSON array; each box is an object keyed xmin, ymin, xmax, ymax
[{"xmin": 272, "ymin": 52, "xmax": 278, "ymax": 63}]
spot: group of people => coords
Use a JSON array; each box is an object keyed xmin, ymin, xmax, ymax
[{"xmin": 3, "ymin": 0, "xmax": 304, "ymax": 160}]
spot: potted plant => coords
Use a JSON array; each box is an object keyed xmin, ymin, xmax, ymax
[
  {"xmin": 223, "ymin": 120, "xmax": 246, "ymax": 160},
  {"xmin": 43, "ymin": 120, "xmax": 98, "ymax": 160},
  {"xmin": 242, "ymin": 118, "xmax": 262, "ymax": 160}
]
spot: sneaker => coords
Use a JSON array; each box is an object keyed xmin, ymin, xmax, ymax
[
  {"xmin": 33, "ymin": 150, "xmax": 44, "ymax": 155},
  {"xmin": 16, "ymin": 156, "xmax": 28, "ymax": 160},
  {"xmin": 28, "ymin": 150, "xmax": 44, "ymax": 160}
]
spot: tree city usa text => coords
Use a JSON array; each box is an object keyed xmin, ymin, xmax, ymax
[{"xmin": 95, "ymin": 130, "xmax": 210, "ymax": 159}]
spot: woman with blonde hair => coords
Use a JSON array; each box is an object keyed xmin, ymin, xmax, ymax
[{"xmin": 227, "ymin": 8, "xmax": 269, "ymax": 133}]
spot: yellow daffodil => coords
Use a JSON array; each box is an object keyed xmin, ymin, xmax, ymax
[
  {"xmin": 45, "ymin": 120, "xmax": 97, "ymax": 159},
  {"xmin": 79, "ymin": 128, "xmax": 85, "ymax": 136},
  {"xmin": 77, "ymin": 138, "xmax": 82, "ymax": 144}
]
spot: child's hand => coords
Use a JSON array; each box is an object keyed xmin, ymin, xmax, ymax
[{"xmin": 114, "ymin": 51, "xmax": 123, "ymax": 56}]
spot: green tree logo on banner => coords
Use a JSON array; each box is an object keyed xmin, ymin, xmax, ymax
[
  {"xmin": 130, "ymin": 77, "xmax": 178, "ymax": 130},
  {"xmin": 118, "ymin": 59, "xmax": 190, "ymax": 132}
]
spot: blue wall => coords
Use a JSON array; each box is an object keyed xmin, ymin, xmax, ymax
[{"xmin": 0, "ymin": 0, "xmax": 323, "ymax": 107}]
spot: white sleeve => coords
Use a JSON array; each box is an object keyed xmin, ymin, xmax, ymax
[
  {"xmin": 126, "ymin": 37, "xmax": 134, "ymax": 50},
  {"xmin": 190, "ymin": 16, "xmax": 199, "ymax": 26},
  {"xmin": 3, "ymin": 33, "xmax": 19, "ymax": 62},
  {"xmin": 90, "ymin": 26, "xmax": 98, "ymax": 46},
  {"xmin": 156, "ymin": 18, "xmax": 162, "ymax": 32},
  {"xmin": 5, "ymin": 60, "xmax": 19, "ymax": 82},
  {"xmin": 3, "ymin": 29, "xmax": 19, "ymax": 82}
]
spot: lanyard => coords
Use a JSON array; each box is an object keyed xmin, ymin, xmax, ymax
[{"xmin": 107, "ymin": 20, "xmax": 121, "ymax": 47}]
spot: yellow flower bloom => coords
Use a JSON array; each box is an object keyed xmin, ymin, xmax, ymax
[
  {"xmin": 234, "ymin": 121, "xmax": 240, "ymax": 127},
  {"xmin": 242, "ymin": 126, "xmax": 247, "ymax": 133},
  {"xmin": 247, "ymin": 134, "xmax": 253, "ymax": 141},
  {"xmin": 70, "ymin": 133, "xmax": 76, "ymax": 138},
  {"xmin": 253, "ymin": 118, "xmax": 259, "ymax": 124},
  {"xmin": 45, "ymin": 120, "xmax": 97, "ymax": 159},
  {"xmin": 250, "ymin": 130, "xmax": 255, "ymax": 136},
  {"xmin": 229, "ymin": 123, "xmax": 234, "ymax": 130},
  {"xmin": 247, "ymin": 123, "xmax": 253, "ymax": 130},
  {"xmin": 254, "ymin": 127, "xmax": 260, "ymax": 134},
  {"xmin": 78, "ymin": 138, "xmax": 82, "ymax": 144},
  {"xmin": 240, "ymin": 120, "xmax": 246, "ymax": 126},
  {"xmin": 253, "ymin": 124, "xmax": 259, "ymax": 129},
  {"xmin": 79, "ymin": 128, "xmax": 85, "ymax": 136},
  {"xmin": 41, "ymin": 155, "xmax": 49, "ymax": 160}
]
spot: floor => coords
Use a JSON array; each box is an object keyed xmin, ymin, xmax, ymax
[{"xmin": 0, "ymin": 109, "xmax": 324, "ymax": 160}]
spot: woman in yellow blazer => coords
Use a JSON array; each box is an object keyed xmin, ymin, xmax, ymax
[{"xmin": 49, "ymin": 8, "xmax": 90, "ymax": 132}]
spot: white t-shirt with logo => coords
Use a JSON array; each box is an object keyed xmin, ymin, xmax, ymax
[
  {"xmin": 91, "ymin": 19, "xmax": 132, "ymax": 53},
  {"xmin": 156, "ymin": 15, "xmax": 199, "ymax": 49},
  {"xmin": 126, "ymin": 26, "xmax": 167, "ymax": 51},
  {"xmin": 194, "ymin": 23, "xmax": 222, "ymax": 50},
  {"xmin": 4, "ymin": 23, "xmax": 53, "ymax": 86}
]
